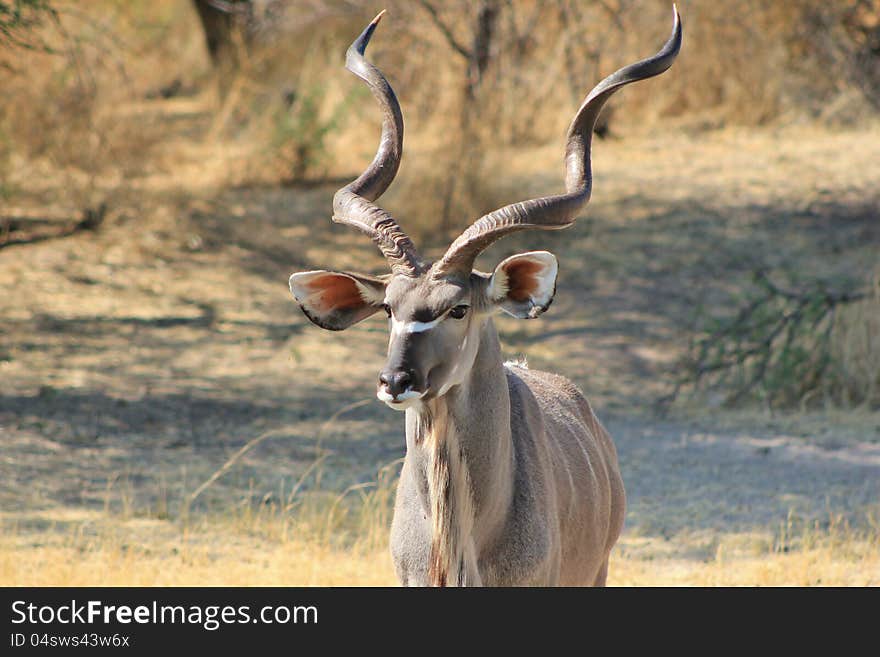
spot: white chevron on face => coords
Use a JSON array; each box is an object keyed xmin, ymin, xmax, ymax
[{"xmin": 390, "ymin": 313, "xmax": 444, "ymax": 337}]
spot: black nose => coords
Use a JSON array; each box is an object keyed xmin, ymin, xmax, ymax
[{"xmin": 379, "ymin": 369, "xmax": 414, "ymax": 397}]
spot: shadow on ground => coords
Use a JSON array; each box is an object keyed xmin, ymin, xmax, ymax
[{"xmin": 1, "ymin": 130, "xmax": 878, "ymax": 559}]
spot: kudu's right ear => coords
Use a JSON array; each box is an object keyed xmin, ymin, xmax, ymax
[
  {"xmin": 289, "ymin": 270, "xmax": 387, "ymax": 331},
  {"xmin": 487, "ymin": 251, "xmax": 559, "ymax": 319}
]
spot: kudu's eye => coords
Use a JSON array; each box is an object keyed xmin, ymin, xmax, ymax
[
  {"xmin": 449, "ymin": 305, "xmax": 469, "ymax": 320},
  {"xmin": 382, "ymin": 303, "xmax": 392, "ymax": 318}
]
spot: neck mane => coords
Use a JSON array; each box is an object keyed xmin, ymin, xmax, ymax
[
  {"xmin": 408, "ymin": 318, "xmax": 513, "ymax": 587},
  {"xmin": 416, "ymin": 400, "xmax": 475, "ymax": 586}
]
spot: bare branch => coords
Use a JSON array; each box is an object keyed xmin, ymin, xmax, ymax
[
  {"xmin": 415, "ymin": 0, "xmax": 471, "ymax": 61},
  {"xmin": 0, "ymin": 204, "xmax": 105, "ymax": 250},
  {"xmin": 663, "ymin": 269, "xmax": 872, "ymax": 410}
]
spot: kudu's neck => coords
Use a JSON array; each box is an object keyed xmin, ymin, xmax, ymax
[{"xmin": 404, "ymin": 318, "xmax": 515, "ymax": 586}]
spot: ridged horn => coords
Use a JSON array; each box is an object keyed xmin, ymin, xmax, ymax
[
  {"xmin": 435, "ymin": 6, "xmax": 682, "ymax": 276},
  {"xmin": 332, "ymin": 11, "xmax": 423, "ymax": 276}
]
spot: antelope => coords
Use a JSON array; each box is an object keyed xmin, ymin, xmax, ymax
[{"xmin": 289, "ymin": 8, "xmax": 682, "ymax": 586}]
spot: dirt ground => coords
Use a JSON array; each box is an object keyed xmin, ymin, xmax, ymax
[{"xmin": 1, "ymin": 110, "xmax": 878, "ymax": 583}]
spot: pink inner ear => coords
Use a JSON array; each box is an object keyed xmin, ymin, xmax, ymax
[
  {"xmin": 504, "ymin": 260, "xmax": 544, "ymax": 302},
  {"xmin": 307, "ymin": 275, "xmax": 365, "ymax": 311}
]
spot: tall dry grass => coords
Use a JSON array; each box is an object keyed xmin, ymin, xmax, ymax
[
  {"xmin": 3, "ymin": 489, "xmax": 878, "ymax": 586},
  {"xmin": 0, "ymin": 440, "xmax": 403, "ymax": 586},
  {"xmin": 827, "ymin": 278, "xmax": 880, "ymax": 407},
  {"xmin": 2, "ymin": 412, "xmax": 878, "ymax": 587},
  {"xmin": 4, "ymin": 405, "xmax": 877, "ymax": 587}
]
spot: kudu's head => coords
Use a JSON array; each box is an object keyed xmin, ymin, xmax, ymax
[{"xmin": 290, "ymin": 9, "xmax": 681, "ymax": 410}]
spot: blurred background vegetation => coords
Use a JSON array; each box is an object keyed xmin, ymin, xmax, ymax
[{"xmin": 4, "ymin": 1, "xmax": 880, "ymax": 193}]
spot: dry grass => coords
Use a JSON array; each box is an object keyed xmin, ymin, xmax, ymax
[
  {"xmin": 2, "ymin": 442, "xmax": 877, "ymax": 588},
  {"xmin": 3, "ymin": 502, "xmax": 877, "ymax": 587},
  {"xmin": 614, "ymin": 510, "xmax": 880, "ymax": 586},
  {"xmin": 611, "ymin": 541, "xmax": 880, "ymax": 587},
  {"xmin": 1, "ymin": 456, "xmax": 402, "ymax": 586},
  {"xmin": 828, "ymin": 284, "xmax": 880, "ymax": 407},
  {"xmin": 0, "ymin": 525, "xmax": 396, "ymax": 587}
]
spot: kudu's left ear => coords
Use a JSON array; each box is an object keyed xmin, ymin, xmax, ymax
[
  {"xmin": 289, "ymin": 270, "xmax": 387, "ymax": 331},
  {"xmin": 487, "ymin": 251, "xmax": 559, "ymax": 319}
]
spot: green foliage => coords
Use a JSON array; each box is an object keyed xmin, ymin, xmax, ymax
[
  {"xmin": 676, "ymin": 270, "xmax": 874, "ymax": 410},
  {"xmin": 0, "ymin": 0, "xmax": 57, "ymax": 51},
  {"xmin": 270, "ymin": 83, "xmax": 364, "ymax": 182}
]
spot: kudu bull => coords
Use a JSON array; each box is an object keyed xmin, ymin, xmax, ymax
[{"xmin": 289, "ymin": 8, "xmax": 682, "ymax": 586}]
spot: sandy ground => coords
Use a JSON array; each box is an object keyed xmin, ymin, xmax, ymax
[{"xmin": 1, "ymin": 122, "xmax": 878, "ymax": 581}]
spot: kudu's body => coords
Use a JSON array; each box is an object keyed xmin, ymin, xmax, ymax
[
  {"xmin": 391, "ymin": 321, "xmax": 625, "ymax": 585},
  {"xmin": 288, "ymin": 9, "xmax": 681, "ymax": 586}
]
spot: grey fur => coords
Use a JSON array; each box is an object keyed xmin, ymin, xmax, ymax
[
  {"xmin": 389, "ymin": 316, "xmax": 625, "ymax": 586},
  {"xmin": 290, "ymin": 258, "xmax": 626, "ymax": 586}
]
